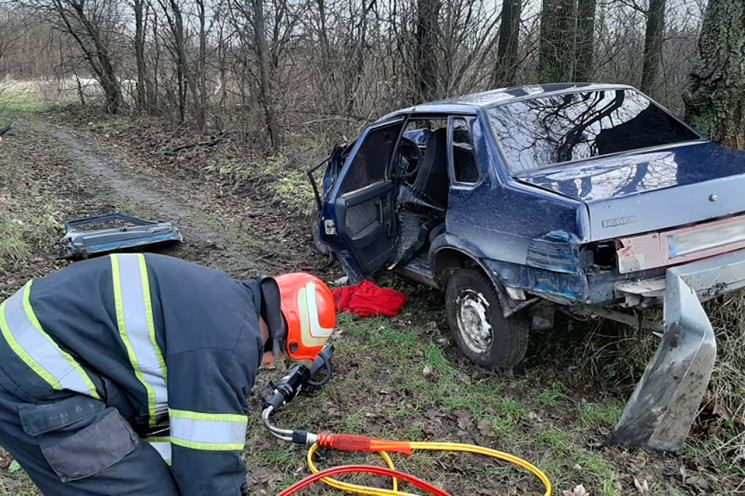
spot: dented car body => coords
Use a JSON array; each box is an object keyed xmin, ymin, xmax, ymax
[{"xmin": 309, "ymin": 83, "xmax": 745, "ymax": 450}]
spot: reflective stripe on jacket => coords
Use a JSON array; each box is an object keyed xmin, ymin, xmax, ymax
[
  {"xmin": 0, "ymin": 281, "xmax": 99, "ymax": 399},
  {"xmin": 111, "ymin": 254, "xmax": 168, "ymax": 427}
]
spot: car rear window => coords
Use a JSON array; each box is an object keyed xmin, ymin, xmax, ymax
[{"xmin": 487, "ymin": 89, "xmax": 702, "ymax": 173}]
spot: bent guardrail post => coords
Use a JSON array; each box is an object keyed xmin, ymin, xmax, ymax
[{"xmin": 607, "ymin": 268, "xmax": 716, "ymax": 451}]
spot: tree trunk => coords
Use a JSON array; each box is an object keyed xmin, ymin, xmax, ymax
[
  {"xmin": 415, "ymin": 0, "xmax": 441, "ymax": 101},
  {"xmin": 492, "ymin": 0, "xmax": 522, "ymax": 87},
  {"xmin": 150, "ymin": 7, "xmax": 160, "ymax": 111},
  {"xmin": 133, "ymin": 0, "xmax": 148, "ymax": 112},
  {"xmin": 538, "ymin": 0, "xmax": 576, "ymax": 83},
  {"xmin": 195, "ymin": 0, "xmax": 207, "ymax": 132},
  {"xmin": 158, "ymin": 0, "xmax": 189, "ymax": 123},
  {"xmin": 574, "ymin": 0, "xmax": 596, "ymax": 82},
  {"xmin": 640, "ymin": 0, "xmax": 666, "ymax": 94},
  {"xmin": 685, "ymin": 0, "xmax": 745, "ymax": 149},
  {"xmin": 253, "ymin": 0, "xmax": 280, "ymax": 150}
]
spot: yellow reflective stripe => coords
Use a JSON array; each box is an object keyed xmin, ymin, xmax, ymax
[
  {"xmin": 138, "ymin": 255, "xmax": 167, "ymax": 384},
  {"xmin": 170, "ymin": 439, "xmax": 244, "ymax": 451},
  {"xmin": 0, "ymin": 283, "xmax": 98, "ymax": 398},
  {"xmin": 0, "ymin": 299, "xmax": 61, "ymax": 390},
  {"xmin": 168, "ymin": 409, "xmax": 247, "ymax": 423},
  {"xmin": 145, "ymin": 436, "xmax": 170, "ymax": 442},
  {"xmin": 22, "ymin": 282, "xmax": 99, "ymax": 399},
  {"xmin": 111, "ymin": 255, "xmax": 158, "ymax": 426},
  {"xmin": 169, "ymin": 408, "xmax": 247, "ymax": 452}
]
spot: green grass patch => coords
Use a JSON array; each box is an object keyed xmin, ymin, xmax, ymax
[
  {"xmin": 87, "ymin": 117, "xmax": 129, "ymax": 133},
  {"xmin": 571, "ymin": 452, "xmax": 621, "ymax": 496},
  {"xmin": 0, "ymin": 149, "xmax": 63, "ymax": 267},
  {"xmin": 534, "ymin": 382, "xmax": 564, "ymax": 407},
  {"xmin": 576, "ymin": 401, "xmax": 623, "ymax": 429},
  {"xmin": 0, "ymin": 91, "xmax": 48, "ymax": 113},
  {"xmin": 536, "ymin": 425, "xmax": 574, "ymax": 451},
  {"xmin": 0, "ymin": 218, "xmax": 33, "ymax": 262},
  {"xmin": 203, "ymin": 153, "xmax": 315, "ymax": 215}
]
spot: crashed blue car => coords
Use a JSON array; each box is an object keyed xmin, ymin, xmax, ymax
[{"xmin": 309, "ymin": 83, "xmax": 745, "ymax": 450}]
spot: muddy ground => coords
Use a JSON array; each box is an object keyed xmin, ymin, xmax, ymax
[{"xmin": 0, "ymin": 109, "xmax": 743, "ymax": 495}]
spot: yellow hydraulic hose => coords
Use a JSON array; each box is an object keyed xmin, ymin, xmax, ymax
[
  {"xmin": 307, "ymin": 439, "xmax": 552, "ymax": 496},
  {"xmin": 410, "ymin": 442, "xmax": 552, "ymax": 495},
  {"xmin": 307, "ymin": 443, "xmax": 408, "ymax": 496}
]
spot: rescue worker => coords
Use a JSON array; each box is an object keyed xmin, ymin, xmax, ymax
[{"xmin": 0, "ymin": 253, "xmax": 336, "ymax": 495}]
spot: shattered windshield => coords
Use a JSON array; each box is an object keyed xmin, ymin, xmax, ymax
[{"xmin": 487, "ymin": 89, "xmax": 702, "ymax": 174}]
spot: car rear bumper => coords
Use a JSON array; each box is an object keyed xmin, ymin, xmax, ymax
[{"xmin": 615, "ymin": 248, "xmax": 745, "ymax": 305}]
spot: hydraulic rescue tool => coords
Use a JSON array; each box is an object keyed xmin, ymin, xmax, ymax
[{"xmin": 261, "ymin": 344, "xmax": 552, "ymax": 495}]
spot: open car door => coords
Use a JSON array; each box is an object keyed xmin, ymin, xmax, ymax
[{"xmin": 321, "ymin": 118, "xmax": 405, "ymax": 281}]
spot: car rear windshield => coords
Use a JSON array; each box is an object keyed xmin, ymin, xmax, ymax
[{"xmin": 487, "ymin": 89, "xmax": 702, "ymax": 173}]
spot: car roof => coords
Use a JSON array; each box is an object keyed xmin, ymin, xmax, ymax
[{"xmin": 378, "ymin": 83, "xmax": 636, "ymax": 120}]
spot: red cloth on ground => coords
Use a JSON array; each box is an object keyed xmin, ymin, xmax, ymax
[{"xmin": 330, "ymin": 280, "xmax": 407, "ymax": 317}]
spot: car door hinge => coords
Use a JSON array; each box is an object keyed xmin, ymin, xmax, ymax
[{"xmin": 324, "ymin": 219, "xmax": 337, "ymax": 235}]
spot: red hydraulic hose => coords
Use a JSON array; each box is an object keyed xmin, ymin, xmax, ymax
[{"xmin": 277, "ymin": 464, "xmax": 453, "ymax": 496}]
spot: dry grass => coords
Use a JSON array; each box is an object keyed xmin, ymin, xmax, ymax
[
  {"xmin": 700, "ymin": 293, "xmax": 745, "ymax": 464},
  {"xmin": 563, "ymin": 295, "xmax": 745, "ymax": 470}
]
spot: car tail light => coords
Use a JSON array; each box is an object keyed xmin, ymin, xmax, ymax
[{"xmin": 526, "ymin": 231, "xmax": 583, "ymax": 274}]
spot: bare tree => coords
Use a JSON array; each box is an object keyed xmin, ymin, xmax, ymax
[
  {"xmin": 415, "ymin": 0, "xmax": 441, "ymax": 101},
  {"xmin": 130, "ymin": 0, "xmax": 149, "ymax": 111},
  {"xmin": 195, "ymin": 0, "xmax": 208, "ymax": 131},
  {"xmin": 641, "ymin": 0, "xmax": 667, "ymax": 93},
  {"xmin": 574, "ymin": 0, "xmax": 596, "ymax": 81},
  {"xmin": 685, "ymin": 0, "xmax": 745, "ymax": 149},
  {"xmin": 538, "ymin": 0, "xmax": 576, "ymax": 83},
  {"xmin": 157, "ymin": 0, "xmax": 188, "ymax": 123},
  {"xmin": 492, "ymin": 0, "xmax": 522, "ymax": 87},
  {"xmin": 0, "ymin": 6, "xmax": 26, "ymax": 76},
  {"xmin": 24, "ymin": 0, "xmax": 124, "ymax": 113}
]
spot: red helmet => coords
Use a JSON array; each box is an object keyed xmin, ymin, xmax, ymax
[{"xmin": 274, "ymin": 273, "xmax": 335, "ymax": 361}]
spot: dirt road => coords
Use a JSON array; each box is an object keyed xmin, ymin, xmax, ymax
[{"xmin": 29, "ymin": 119, "xmax": 331, "ymax": 280}]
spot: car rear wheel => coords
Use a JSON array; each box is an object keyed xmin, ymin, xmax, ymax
[{"xmin": 445, "ymin": 268, "xmax": 529, "ymax": 368}]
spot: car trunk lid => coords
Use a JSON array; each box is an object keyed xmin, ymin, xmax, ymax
[{"xmin": 517, "ymin": 142, "xmax": 745, "ymax": 240}]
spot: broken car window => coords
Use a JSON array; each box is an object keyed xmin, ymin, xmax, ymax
[
  {"xmin": 487, "ymin": 89, "xmax": 702, "ymax": 173},
  {"xmin": 340, "ymin": 122, "xmax": 403, "ymax": 194},
  {"xmin": 451, "ymin": 118, "xmax": 480, "ymax": 184},
  {"xmin": 395, "ymin": 119, "xmax": 447, "ymax": 183}
]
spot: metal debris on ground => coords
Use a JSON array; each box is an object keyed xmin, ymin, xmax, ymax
[{"xmin": 62, "ymin": 212, "xmax": 182, "ymax": 258}]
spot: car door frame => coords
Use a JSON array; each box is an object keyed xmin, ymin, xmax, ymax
[{"xmin": 321, "ymin": 116, "xmax": 407, "ymax": 280}]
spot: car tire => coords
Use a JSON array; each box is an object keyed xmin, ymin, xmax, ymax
[{"xmin": 445, "ymin": 268, "xmax": 529, "ymax": 368}]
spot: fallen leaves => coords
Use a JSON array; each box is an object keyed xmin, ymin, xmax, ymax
[
  {"xmin": 633, "ymin": 478, "xmax": 649, "ymax": 495},
  {"xmin": 422, "ymin": 364, "xmax": 434, "ymax": 378},
  {"xmin": 562, "ymin": 483, "xmax": 588, "ymax": 496}
]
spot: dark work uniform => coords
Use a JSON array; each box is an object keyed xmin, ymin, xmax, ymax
[{"xmin": 0, "ymin": 253, "xmax": 278, "ymax": 495}]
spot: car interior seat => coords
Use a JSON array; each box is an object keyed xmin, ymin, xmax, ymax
[
  {"xmin": 411, "ymin": 127, "xmax": 449, "ymax": 207},
  {"xmin": 391, "ymin": 128, "xmax": 449, "ymax": 269}
]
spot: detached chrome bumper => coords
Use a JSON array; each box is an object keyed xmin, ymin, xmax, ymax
[{"xmin": 605, "ymin": 250, "xmax": 745, "ymax": 451}]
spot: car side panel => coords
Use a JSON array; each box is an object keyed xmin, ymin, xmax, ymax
[{"xmin": 445, "ymin": 112, "xmax": 586, "ymax": 267}]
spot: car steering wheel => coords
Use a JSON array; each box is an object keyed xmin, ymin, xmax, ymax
[{"xmin": 394, "ymin": 137, "xmax": 423, "ymax": 180}]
